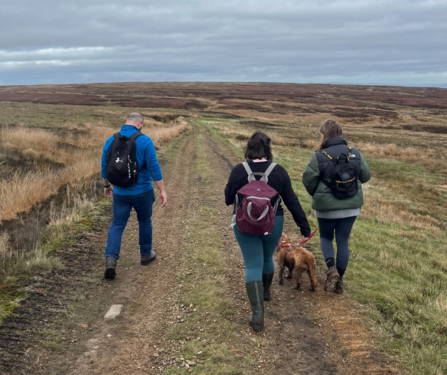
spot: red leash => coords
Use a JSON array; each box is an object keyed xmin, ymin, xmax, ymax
[
  {"xmin": 296, "ymin": 228, "xmax": 318, "ymax": 246},
  {"xmin": 276, "ymin": 228, "xmax": 318, "ymax": 253}
]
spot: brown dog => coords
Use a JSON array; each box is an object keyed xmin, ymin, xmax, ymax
[{"xmin": 276, "ymin": 233, "xmax": 317, "ymax": 291}]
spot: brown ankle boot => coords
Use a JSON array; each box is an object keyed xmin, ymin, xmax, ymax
[
  {"xmin": 324, "ymin": 266, "xmax": 340, "ymax": 292},
  {"xmin": 334, "ymin": 279, "xmax": 343, "ymax": 294}
]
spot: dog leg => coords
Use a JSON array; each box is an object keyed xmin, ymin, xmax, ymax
[
  {"xmin": 294, "ymin": 267, "xmax": 305, "ymax": 290},
  {"xmin": 286, "ymin": 266, "xmax": 293, "ymax": 279},
  {"xmin": 278, "ymin": 264, "xmax": 285, "ymax": 285},
  {"xmin": 307, "ymin": 262, "xmax": 318, "ymax": 292}
]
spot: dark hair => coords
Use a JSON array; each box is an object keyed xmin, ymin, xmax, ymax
[
  {"xmin": 244, "ymin": 131, "xmax": 273, "ymax": 160},
  {"xmin": 319, "ymin": 119, "xmax": 342, "ymax": 150}
]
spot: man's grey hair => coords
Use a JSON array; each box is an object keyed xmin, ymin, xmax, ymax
[{"xmin": 126, "ymin": 112, "xmax": 144, "ymax": 124}]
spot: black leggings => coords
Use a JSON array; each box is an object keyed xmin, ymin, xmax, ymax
[{"xmin": 318, "ymin": 216, "xmax": 357, "ymax": 277}]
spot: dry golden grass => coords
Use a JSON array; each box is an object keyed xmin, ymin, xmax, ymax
[
  {"xmin": 0, "ymin": 232, "xmax": 10, "ymax": 268},
  {"xmin": 65, "ymin": 125, "xmax": 116, "ymax": 149},
  {"xmin": 293, "ymin": 138, "xmax": 447, "ymax": 173},
  {"xmin": 145, "ymin": 118, "xmax": 189, "ymax": 149},
  {"xmin": 210, "ymin": 124, "xmax": 296, "ymax": 148},
  {"xmin": 0, "ymin": 119, "xmax": 189, "ymax": 222},
  {"xmin": 2, "ymin": 127, "xmax": 75, "ymax": 164},
  {"xmin": 361, "ymin": 190, "xmax": 441, "ymax": 232},
  {"xmin": 0, "ymin": 153, "xmax": 99, "ymax": 221},
  {"xmin": 355, "ymin": 142, "xmax": 446, "ymax": 171}
]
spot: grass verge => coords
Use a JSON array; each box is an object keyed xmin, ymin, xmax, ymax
[{"xmin": 0, "ymin": 196, "xmax": 111, "ymax": 323}]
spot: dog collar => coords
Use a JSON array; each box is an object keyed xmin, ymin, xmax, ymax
[
  {"xmin": 279, "ymin": 242, "xmax": 292, "ymax": 251},
  {"xmin": 279, "ymin": 241, "xmax": 291, "ymax": 247}
]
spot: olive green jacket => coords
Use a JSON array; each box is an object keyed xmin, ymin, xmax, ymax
[{"xmin": 302, "ymin": 150, "xmax": 371, "ymax": 212}]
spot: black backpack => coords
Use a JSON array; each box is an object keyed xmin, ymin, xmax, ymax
[
  {"xmin": 320, "ymin": 147, "xmax": 360, "ymax": 200},
  {"xmin": 106, "ymin": 132, "xmax": 143, "ymax": 188}
]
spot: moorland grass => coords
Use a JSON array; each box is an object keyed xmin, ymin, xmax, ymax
[
  {"xmin": 0, "ymin": 102, "xmax": 126, "ymax": 129},
  {"xmin": 203, "ymin": 118, "xmax": 447, "ymax": 375},
  {"xmin": 0, "ymin": 196, "xmax": 107, "ymax": 322}
]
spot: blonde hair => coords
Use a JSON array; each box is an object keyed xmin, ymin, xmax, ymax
[{"xmin": 319, "ymin": 119, "xmax": 342, "ymax": 150}]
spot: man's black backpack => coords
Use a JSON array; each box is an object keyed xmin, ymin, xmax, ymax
[
  {"xmin": 320, "ymin": 147, "xmax": 360, "ymax": 200},
  {"xmin": 107, "ymin": 132, "xmax": 143, "ymax": 188}
]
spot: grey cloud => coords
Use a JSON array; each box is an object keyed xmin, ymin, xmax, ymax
[{"xmin": 0, "ymin": 0, "xmax": 446, "ymax": 86}]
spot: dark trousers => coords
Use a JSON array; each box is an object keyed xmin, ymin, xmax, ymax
[{"xmin": 318, "ymin": 216, "xmax": 357, "ymax": 276}]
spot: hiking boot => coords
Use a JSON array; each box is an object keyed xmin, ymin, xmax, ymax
[
  {"xmin": 105, "ymin": 257, "xmax": 117, "ymax": 280},
  {"xmin": 324, "ymin": 266, "xmax": 340, "ymax": 292},
  {"xmin": 335, "ymin": 279, "xmax": 344, "ymax": 294},
  {"xmin": 262, "ymin": 272, "xmax": 274, "ymax": 301},
  {"xmin": 141, "ymin": 251, "xmax": 156, "ymax": 266},
  {"xmin": 245, "ymin": 281, "xmax": 264, "ymax": 332}
]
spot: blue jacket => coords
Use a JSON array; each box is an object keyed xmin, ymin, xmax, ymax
[{"xmin": 101, "ymin": 125, "xmax": 163, "ymax": 196}]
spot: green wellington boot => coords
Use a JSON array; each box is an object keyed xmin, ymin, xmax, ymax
[
  {"xmin": 262, "ymin": 272, "xmax": 274, "ymax": 301},
  {"xmin": 245, "ymin": 281, "xmax": 264, "ymax": 331}
]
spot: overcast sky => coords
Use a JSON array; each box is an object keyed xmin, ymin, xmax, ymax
[{"xmin": 1, "ymin": 0, "xmax": 446, "ymax": 87}]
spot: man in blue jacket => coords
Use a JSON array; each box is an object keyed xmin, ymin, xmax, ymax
[{"xmin": 101, "ymin": 112, "xmax": 167, "ymax": 279}]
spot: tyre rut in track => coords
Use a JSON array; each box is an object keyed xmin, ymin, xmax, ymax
[{"xmin": 70, "ymin": 129, "xmax": 198, "ymax": 374}]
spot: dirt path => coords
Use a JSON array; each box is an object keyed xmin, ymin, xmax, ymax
[
  {"xmin": 70, "ymin": 129, "xmax": 198, "ymax": 374},
  {"xmin": 1, "ymin": 124, "xmax": 399, "ymax": 374}
]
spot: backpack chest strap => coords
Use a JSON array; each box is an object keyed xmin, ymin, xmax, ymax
[{"xmin": 319, "ymin": 147, "xmax": 352, "ymax": 165}]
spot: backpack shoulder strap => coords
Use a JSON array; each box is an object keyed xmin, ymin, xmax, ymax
[
  {"xmin": 242, "ymin": 162, "xmax": 254, "ymax": 182},
  {"xmin": 107, "ymin": 133, "xmax": 122, "ymax": 164},
  {"xmin": 319, "ymin": 150, "xmax": 333, "ymax": 160},
  {"xmin": 129, "ymin": 132, "xmax": 143, "ymax": 141},
  {"xmin": 263, "ymin": 162, "xmax": 277, "ymax": 181},
  {"xmin": 243, "ymin": 161, "xmax": 277, "ymax": 183},
  {"xmin": 347, "ymin": 147, "xmax": 352, "ymax": 162}
]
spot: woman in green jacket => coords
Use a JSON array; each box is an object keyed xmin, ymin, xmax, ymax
[{"xmin": 302, "ymin": 119, "xmax": 371, "ymax": 293}]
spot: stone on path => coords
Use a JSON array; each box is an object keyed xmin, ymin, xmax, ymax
[{"xmin": 104, "ymin": 304, "xmax": 123, "ymax": 320}]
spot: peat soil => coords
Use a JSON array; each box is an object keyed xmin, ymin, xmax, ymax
[{"xmin": 0, "ymin": 124, "xmax": 399, "ymax": 374}]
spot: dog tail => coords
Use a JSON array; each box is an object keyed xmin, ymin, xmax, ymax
[{"xmin": 307, "ymin": 257, "xmax": 318, "ymax": 289}]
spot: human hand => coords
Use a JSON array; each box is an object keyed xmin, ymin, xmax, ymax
[
  {"xmin": 160, "ymin": 191, "xmax": 167, "ymax": 207},
  {"xmin": 104, "ymin": 186, "xmax": 113, "ymax": 198},
  {"xmin": 301, "ymin": 235, "xmax": 310, "ymax": 242}
]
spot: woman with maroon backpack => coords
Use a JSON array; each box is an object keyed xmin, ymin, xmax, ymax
[{"xmin": 225, "ymin": 131, "xmax": 311, "ymax": 331}]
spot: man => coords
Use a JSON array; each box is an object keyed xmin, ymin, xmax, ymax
[{"xmin": 101, "ymin": 112, "xmax": 167, "ymax": 279}]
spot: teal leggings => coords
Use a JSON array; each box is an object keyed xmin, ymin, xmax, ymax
[{"xmin": 233, "ymin": 216, "xmax": 284, "ymax": 283}]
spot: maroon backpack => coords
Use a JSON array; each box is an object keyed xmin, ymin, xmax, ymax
[{"xmin": 235, "ymin": 162, "xmax": 280, "ymax": 236}]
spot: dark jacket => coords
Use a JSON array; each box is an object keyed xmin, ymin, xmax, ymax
[
  {"xmin": 302, "ymin": 137, "xmax": 371, "ymax": 211},
  {"xmin": 225, "ymin": 160, "xmax": 311, "ymax": 237}
]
